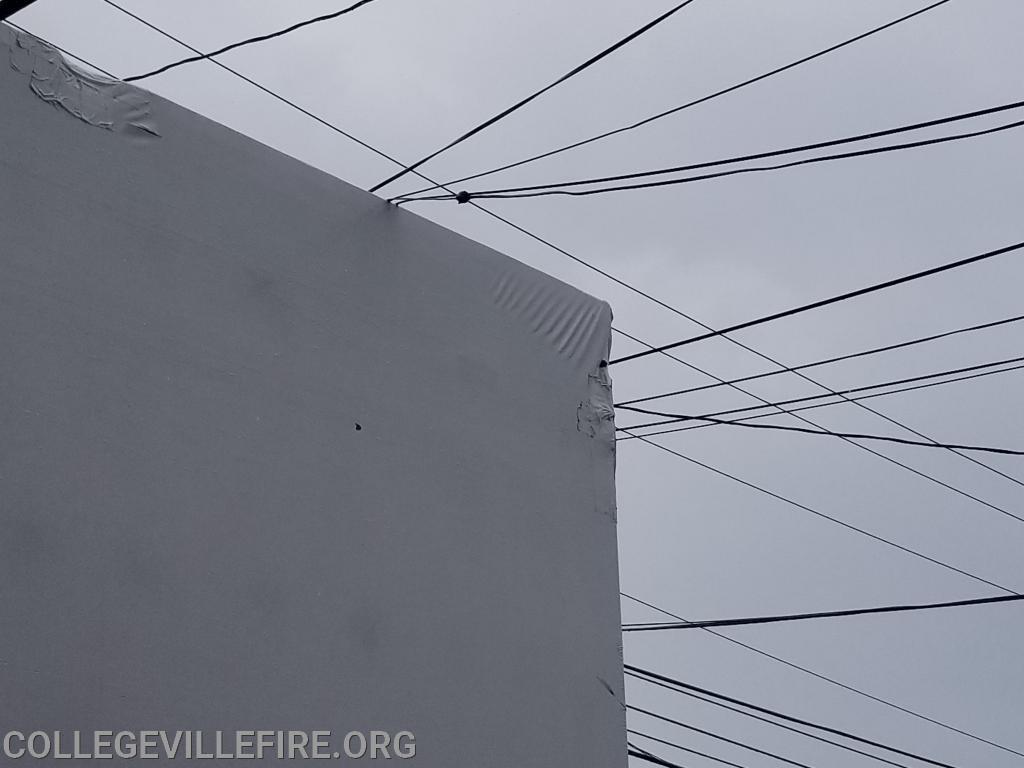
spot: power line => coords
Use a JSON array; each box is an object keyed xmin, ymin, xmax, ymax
[
  {"xmin": 417, "ymin": 116, "xmax": 1024, "ymax": 202},
  {"xmin": 619, "ymin": 409, "xmax": 1024, "ymax": 456},
  {"xmin": 368, "ymin": 0, "xmax": 700, "ymax": 193},
  {"xmin": 623, "ymin": 593, "xmax": 1024, "ymax": 631},
  {"xmin": 629, "ymin": 705, "xmax": 819, "ymax": 768},
  {"xmin": 617, "ymin": 353, "xmax": 1024, "ymax": 433},
  {"xmin": 621, "ymin": 593, "xmax": 1024, "ymax": 759},
  {"xmin": 396, "ymin": 97, "xmax": 1024, "ymax": 202},
  {"xmin": 123, "ymin": 0, "xmax": 382, "ymax": 83},
  {"xmin": 616, "ymin": 359, "xmax": 1024, "ymax": 442},
  {"xmin": 616, "ymin": 312, "xmax": 1024, "ymax": 407},
  {"xmin": 627, "ymin": 672, "xmax": 915, "ymax": 768},
  {"xmin": 610, "ymin": 240, "xmax": 1024, "ymax": 365},
  {"xmin": 621, "ymin": 430, "xmax": 1016, "ymax": 594},
  {"xmin": 627, "ymin": 666, "xmax": 961, "ymax": 768},
  {"xmin": 393, "ymin": 0, "xmax": 954, "ymax": 199},
  {"xmin": 628, "ymin": 730, "xmax": 752, "ymax": 768}
]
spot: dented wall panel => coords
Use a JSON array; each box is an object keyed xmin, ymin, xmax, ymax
[{"xmin": 0, "ymin": 27, "xmax": 624, "ymax": 766}]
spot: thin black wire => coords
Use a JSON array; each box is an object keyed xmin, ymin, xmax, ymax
[
  {"xmin": 620, "ymin": 430, "xmax": 1016, "ymax": 595},
  {"xmin": 368, "ymin": 0, "xmax": 700, "ymax": 193},
  {"xmin": 97, "ymin": 0, "xmax": 464, "ymax": 206},
  {"xmin": 394, "ymin": 0, "xmax": 954, "ymax": 199},
  {"xmin": 628, "ymin": 729, "xmax": 753, "ymax": 768},
  {"xmin": 123, "ymin": 0, "xmax": 382, "ymax": 83},
  {"xmin": 623, "ymin": 593, "xmax": 1024, "ymax": 631},
  {"xmin": 629, "ymin": 706, "xmax": 819, "ymax": 768},
  {"xmin": 611, "ymin": 326, "xmax": 1024, "ymax": 496},
  {"xmin": 617, "ymin": 361, "xmax": 1024, "ymax": 442},
  {"xmin": 616, "ymin": 312, "xmax": 1024, "ymax": 407},
  {"xmin": 627, "ymin": 673, "xmax": 914, "ymax": 768},
  {"xmin": 611, "ymin": 240, "xmax": 1024, "ymax": 365},
  {"xmin": 618, "ymin": 353, "xmax": 1024, "ymax": 433},
  {"xmin": 627, "ymin": 666, "xmax": 961, "ymax": 768},
  {"xmin": 630, "ymin": 415, "xmax": 1024, "ymax": 456},
  {"xmin": 397, "ymin": 97, "xmax": 1024, "ymax": 201},
  {"xmin": 621, "ymin": 593, "xmax": 1024, "ymax": 759},
  {"xmin": 465, "ymin": 118, "xmax": 1024, "ymax": 200}
]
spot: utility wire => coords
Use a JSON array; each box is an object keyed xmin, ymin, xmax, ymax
[
  {"xmin": 616, "ymin": 360, "xmax": 1024, "ymax": 442},
  {"xmin": 628, "ymin": 730, "xmax": 752, "ymax": 768},
  {"xmin": 610, "ymin": 240, "xmax": 1024, "ymax": 365},
  {"xmin": 618, "ymin": 353, "xmax": 1024, "ymax": 433},
  {"xmin": 627, "ymin": 670, "xmax": 915, "ymax": 768},
  {"xmin": 629, "ymin": 706, "xmax": 819, "ymax": 768},
  {"xmin": 621, "ymin": 593, "xmax": 1024, "ymax": 760},
  {"xmin": 610, "ymin": 326, "xmax": 1024, "ymax": 499},
  {"xmin": 616, "ymin": 312, "xmax": 1024, "ymax": 407},
  {"xmin": 623, "ymin": 593, "xmax": 1024, "ymax": 631},
  {"xmin": 368, "ymin": 0, "xmax": 700, "ymax": 193},
  {"xmin": 627, "ymin": 666, "xmax": 961, "ymax": 768},
  {"xmin": 394, "ymin": 0, "xmax": 954, "ymax": 199},
  {"xmin": 620, "ymin": 430, "xmax": 1016, "ymax": 594},
  {"xmin": 397, "ymin": 97, "xmax": 1024, "ymax": 201},
  {"xmin": 409, "ymin": 113, "xmax": 1024, "ymax": 202},
  {"xmin": 123, "ymin": 0, "xmax": 382, "ymax": 83},
  {"xmin": 622, "ymin": 411, "xmax": 1024, "ymax": 456}
]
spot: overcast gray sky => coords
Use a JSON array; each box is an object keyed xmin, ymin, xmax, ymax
[{"xmin": 16, "ymin": 1, "xmax": 1024, "ymax": 765}]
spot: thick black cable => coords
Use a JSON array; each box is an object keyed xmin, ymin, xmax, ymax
[
  {"xmin": 394, "ymin": 0, "xmax": 954, "ymax": 199},
  {"xmin": 621, "ymin": 431, "xmax": 1016, "ymax": 595},
  {"xmin": 618, "ymin": 354, "xmax": 1024, "ymax": 433},
  {"xmin": 621, "ymin": 593, "xmax": 1024, "ymax": 759},
  {"xmin": 123, "ymin": 0, "xmax": 382, "ymax": 83},
  {"xmin": 623, "ymin": 593, "xmax": 1024, "ymax": 631},
  {"xmin": 620, "ymin": 409, "xmax": 1024, "ymax": 456},
  {"xmin": 627, "ymin": 666, "xmax": 961, "ymax": 768},
  {"xmin": 629, "ymin": 748, "xmax": 688, "ymax": 768},
  {"xmin": 628, "ymin": 729, "xmax": 752, "ymax": 768},
  {"xmin": 616, "ymin": 361, "xmax": 1024, "ymax": 442},
  {"xmin": 398, "ymin": 97, "xmax": 1024, "ymax": 201},
  {"xmin": 629, "ymin": 706, "xmax": 818, "ymax": 768},
  {"xmin": 616, "ymin": 313, "xmax": 1024, "ymax": 407},
  {"xmin": 368, "ymin": 0, "xmax": 700, "ymax": 193},
  {"xmin": 611, "ymin": 240, "xmax": 1024, "ymax": 365},
  {"xmin": 436, "ymin": 116, "xmax": 1024, "ymax": 201},
  {"xmin": 627, "ymin": 673, "xmax": 914, "ymax": 768}
]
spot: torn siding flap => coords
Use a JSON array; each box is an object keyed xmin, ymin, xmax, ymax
[
  {"xmin": 579, "ymin": 361, "xmax": 617, "ymax": 522},
  {"xmin": 6, "ymin": 28, "xmax": 159, "ymax": 137}
]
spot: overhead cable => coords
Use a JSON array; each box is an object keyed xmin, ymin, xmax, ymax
[
  {"xmin": 394, "ymin": 0, "xmax": 954, "ymax": 199},
  {"xmin": 627, "ymin": 666, "xmax": 960, "ymax": 768},
  {"xmin": 368, "ymin": 0, "xmax": 701, "ymax": 193},
  {"xmin": 610, "ymin": 240, "xmax": 1024, "ymax": 365},
  {"xmin": 123, "ymin": 0, "xmax": 383, "ymax": 82},
  {"xmin": 623, "ymin": 593, "xmax": 1024, "ymax": 631},
  {"xmin": 616, "ymin": 312, "xmax": 1024, "ymax": 407}
]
